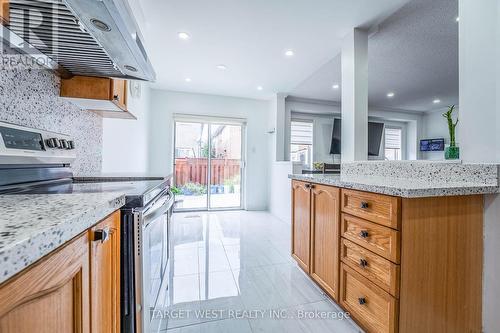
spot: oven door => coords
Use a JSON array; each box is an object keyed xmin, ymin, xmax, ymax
[{"xmin": 135, "ymin": 191, "xmax": 173, "ymax": 333}]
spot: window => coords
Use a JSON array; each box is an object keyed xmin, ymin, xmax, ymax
[
  {"xmin": 384, "ymin": 127, "xmax": 402, "ymax": 160},
  {"xmin": 290, "ymin": 120, "xmax": 313, "ymax": 167}
]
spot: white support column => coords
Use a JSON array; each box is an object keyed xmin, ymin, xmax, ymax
[
  {"xmin": 341, "ymin": 28, "xmax": 369, "ymax": 162},
  {"xmin": 459, "ymin": 1, "xmax": 500, "ymax": 332},
  {"xmin": 273, "ymin": 93, "xmax": 287, "ymax": 161},
  {"xmin": 459, "ymin": 0, "xmax": 500, "ymax": 163}
]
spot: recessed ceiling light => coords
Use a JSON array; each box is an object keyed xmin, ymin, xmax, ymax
[
  {"xmin": 332, "ymin": 84, "xmax": 339, "ymax": 89},
  {"xmin": 257, "ymin": 86, "xmax": 263, "ymax": 91},
  {"xmin": 90, "ymin": 18, "xmax": 111, "ymax": 32},
  {"xmin": 433, "ymin": 99, "xmax": 441, "ymax": 104},
  {"xmin": 387, "ymin": 92, "xmax": 395, "ymax": 98},
  {"xmin": 124, "ymin": 65, "xmax": 137, "ymax": 72},
  {"xmin": 216, "ymin": 64, "xmax": 227, "ymax": 70},
  {"xmin": 455, "ymin": 16, "xmax": 460, "ymax": 22},
  {"xmin": 178, "ymin": 32, "xmax": 190, "ymax": 40},
  {"xmin": 285, "ymin": 50, "xmax": 294, "ymax": 57},
  {"xmin": 185, "ymin": 77, "xmax": 191, "ymax": 82}
]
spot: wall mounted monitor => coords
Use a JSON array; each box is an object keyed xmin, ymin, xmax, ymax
[{"xmin": 420, "ymin": 138, "xmax": 445, "ymax": 151}]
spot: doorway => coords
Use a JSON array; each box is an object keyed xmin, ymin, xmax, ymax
[{"xmin": 173, "ymin": 117, "xmax": 245, "ymax": 211}]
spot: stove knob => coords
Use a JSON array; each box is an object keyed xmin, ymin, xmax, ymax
[
  {"xmin": 68, "ymin": 140, "xmax": 75, "ymax": 150},
  {"xmin": 45, "ymin": 139, "xmax": 54, "ymax": 148},
  {"xmin": 46, "ymin": 138, "xmax": 60, "ymax": 148},
  {"xmin": 59, "ymin": 139, "xmax": 68, "ymax": 149}
]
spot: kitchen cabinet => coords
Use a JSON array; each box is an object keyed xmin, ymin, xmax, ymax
[
  {"xmin": 90, "ymin": 211, "xmax": 121, "ymax": 333},
  {"xmin": 310, "ymin": 184, "xmax": 340, "ymax": 300},
  {"xmin": 291, "ymin": 180, "xmax": 311, "ymax": 272},
  {"xmin": 0, "ymin": 232, "xmax": 90, "ymax": 333},
  {"xmin": 340, "ymin": 263, "xmax": 398, "ymax": 333},
  {"xmin": 60, "ymin": 75, "xmax": 136, "ymax": 119},
  {"xmin": 0, "ymin": 210, "xmax": 121, "ymax": 333},
  {"xmin": 0, "ymin": 0, "xmax": 8, "ymax": 24},
  {"xmin": 291, "ymin": 183, "xmax": 483, "ymax": 333},
  {"xmin": 291, "ymin": 180, "xmax": 340, "ymax": 300}
]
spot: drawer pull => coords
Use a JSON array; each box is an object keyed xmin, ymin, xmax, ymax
[
  {"xmin": 358, "ymin": 297, "xmax": 367, "ymax": 305},
  {"xmin": 359, "ymin": 259, "xmax": 368, "ymax": 268},
  {"xmin": 94, "ymin": 227, "xmax": 110, "ymax": 243},
  {"xmin": 359, "ymin": 230, "xmax": 369, "ymax": 238},
  {"xmin": 360, "ymin": 201, "xmax": 369, "ymax": 209}
]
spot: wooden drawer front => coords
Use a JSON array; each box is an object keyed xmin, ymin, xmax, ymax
[
  {"xmin": 341, "ymin": 214, "xmax": 400, "ymax": 263},
  {"xmin": 341, "ymin": 238, "xmax": 400, "ymax": 297},
  {"xmin": 341, "ymin": 189, "xmax": 400, "ymax": 229},
  {"xmin": 340, "ymin": 263, "xmax": 398, "ymax": 333}
]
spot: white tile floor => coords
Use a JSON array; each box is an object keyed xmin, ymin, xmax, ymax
[{"xmin": 156, "ymin": 211, "xmax": 362, "ymax": 333}]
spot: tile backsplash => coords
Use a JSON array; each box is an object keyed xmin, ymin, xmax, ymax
[{"xmin": 0, "ymin": 50, "xmax": 102, "ymax": 174}]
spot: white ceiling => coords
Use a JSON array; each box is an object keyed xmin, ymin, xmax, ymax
[
  {"xmin": 291, "ymin": 0, "xmax": 459, "ymax": 112},
  {"xmin": 137, "ymin": 0, "xmax": 410, "ymax": 99}
]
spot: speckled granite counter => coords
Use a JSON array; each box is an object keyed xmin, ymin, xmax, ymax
[
  {"xmin": 289, "ymin": 174, "xmax": 499, "ymax": 197},
  {"xmin": 0, "ymin": 192, "xmax": 126, "ymax": 284}
]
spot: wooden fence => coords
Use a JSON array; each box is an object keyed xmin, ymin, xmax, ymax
[{"xmin": 175, "ymin": 158, "xmax": 240, "ymax": 186}]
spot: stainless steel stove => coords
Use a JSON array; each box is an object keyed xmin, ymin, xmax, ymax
[{"xmin": 0, "ymin": 121, "xmax": 172, "ymax": 333}]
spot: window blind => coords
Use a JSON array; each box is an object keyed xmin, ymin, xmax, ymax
[
  {"xmin": 290, "ymin": 121, "xmax": 313, "ymax": 145},
  {"xmin": 385, "ymin": 128, "xmax": 401, "ymax": 149}
]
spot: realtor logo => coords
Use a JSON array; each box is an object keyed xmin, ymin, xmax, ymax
[{"xmin": 1, "ymin": 0, "xmax": 60, "ymax": 66}]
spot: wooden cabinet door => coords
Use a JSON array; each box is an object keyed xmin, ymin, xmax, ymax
[
  {"xmin": 1, "ymin": 0, "xmax": 9, "ymax": 24},
  {"xmin": 310, "ymin": 184, "xmax": 340, "ymax": 300},
  {"xmin": 291, "ymin": 180, "xmax": 311, "ymax": 272},
  {"xmin": 89, "ymin": 211, "xmax": 121, "ymax": 333},
  {"xmin": 111, "ymin": 79, "xmax": 127, "ymax": 110},
  {"xmin": 0, "ymin": 233, "xmax": 90, "ymax": 333},
  {"xmin": 60, "ymin": 76, "xmax": 112, "ymax": 100}
]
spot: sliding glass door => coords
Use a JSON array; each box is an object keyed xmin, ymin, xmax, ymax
[
  {"xmin": 174, "ymin": 119, "xmax": 244, "ymax": 211},
  {"xmin": 209, "ymin": 124, "xmax": 242, "ymax": 209},
  {"xmin": 174, "ymin": 121, "xmax": 209, "ymax": 210}
]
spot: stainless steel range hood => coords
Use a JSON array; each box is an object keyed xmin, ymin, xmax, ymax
[{"xmin": 2, "ymin": 0, "xmax": 156, "ymax": 81}]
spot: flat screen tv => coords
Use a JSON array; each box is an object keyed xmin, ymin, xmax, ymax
[
  {"xmin": 420, "ymin": 138, "xmax": 445, "ymax": 151},
  {"xmin": 329, "ymin": 119, "xmax": 385, "ymax": 156}
]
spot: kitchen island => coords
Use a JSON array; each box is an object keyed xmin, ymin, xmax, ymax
[{"xmin": 289, "ymin": 161, "xmax": 498, "ymax": 333}]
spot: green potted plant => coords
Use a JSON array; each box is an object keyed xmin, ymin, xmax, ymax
[
  {"xmin": 313, "ymin": 162, "xmax": 324, "ymax": 171},
  {"xmin": 442, "ymin": 105, "xmax": 459, "ymax": 159}
]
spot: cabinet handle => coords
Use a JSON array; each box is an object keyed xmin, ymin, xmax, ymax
[
  {"xmin": 359, "ymin": 259, "xmax": 368, "ymax": 268},
  {"xmin": 360, "ymin": 201, "xmax": 369, "ymax": 209},
  {"xmin": 304, "ymin": 183, "xmax": 311, "ymax": 189},
  {"xmin": 358, "ymin": 297, "xmax": 367, "ymax": 305},
  {"xmin": 309, "ymin": 184, "xmax": 315, "ymax": 189},
  {"xmin": 113, "ymin": 94, "xmax": 120, "ymax": 101},
  {"xmin": 94, "ymin": 227, "xmax": 110, "ymax": 243},
  {"xmin": 359, "ymin": 230, "xmax": 369, "ymax": 238}
]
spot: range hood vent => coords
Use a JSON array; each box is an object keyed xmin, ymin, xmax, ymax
[{"xmin": 3, "ymin": 0, "xmax": 155, "ymax": 81}]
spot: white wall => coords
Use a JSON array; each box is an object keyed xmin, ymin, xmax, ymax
[
  {"xmin": 102, "ymin": 82, "xmax": 151, "ymax": 173},
  {"xmin": 268, "ymin": 93, "xmax": 292, "ymax": 223},
  {"xmin": 148, "ymin": 90, "xmax": 270, "ymax": 210},
  {"xmin": 420, "ymin": 107, "xmax": 461, "ymax": 160},
  {"xmin": 285, "ymin": 98, "xmax": 424, "ymax": 162}
]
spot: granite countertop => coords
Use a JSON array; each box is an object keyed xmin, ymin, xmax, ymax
[
  {"xmin": 289, "ymin": 174, "xmax": 499, "ymax": 197},
  {"xmin": 0, "ymin": 191, "xmax": 126, "ymax": 284}
]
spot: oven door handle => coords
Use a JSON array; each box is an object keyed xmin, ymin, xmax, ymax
[{"xmin": 143, "ymin": 192, "xmax": 174, "ymax": 228}]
